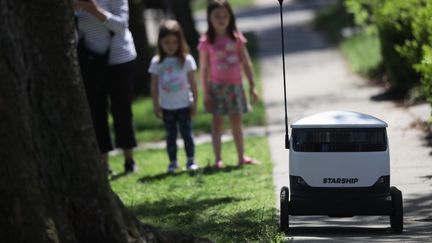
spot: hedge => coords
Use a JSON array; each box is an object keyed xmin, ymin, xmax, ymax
[{"xmin": 345, "ymin": 0, "xmax": 432, "ymax": 107}]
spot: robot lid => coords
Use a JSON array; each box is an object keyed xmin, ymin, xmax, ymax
[{"xmin": 291, "ymin": 110, "xmax": 388, "ymax": 128}]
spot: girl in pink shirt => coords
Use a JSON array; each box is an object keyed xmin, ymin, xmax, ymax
[{"xmin": 198, "ymin": 0, "xmax": 259, "ymax": 169}]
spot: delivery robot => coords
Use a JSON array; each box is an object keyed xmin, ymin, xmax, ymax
[
  {"xmin": 279, "ymin": 111, "xmax": 403, "ymax": 233},
  {"xmin": 276, "ymin": 0, "xmax": 403, "ymax": 233}
]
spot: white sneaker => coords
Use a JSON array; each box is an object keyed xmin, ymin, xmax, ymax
[
  {"xmin": 187, "ymin": 162, "xmax": 199, "ymax": 171},
  {"xmin": 167, "ymin": 162, "xmax": 178, "ymax": 173}
]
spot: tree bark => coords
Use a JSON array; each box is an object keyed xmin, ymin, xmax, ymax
[{"xmin": 0, "ymin": 1, "xmax": 207, "ymax": 242}]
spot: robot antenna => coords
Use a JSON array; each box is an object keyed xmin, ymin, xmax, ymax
[{"xmin": 278, "ymin": 0, "xmax": 290, "ymax": 149}]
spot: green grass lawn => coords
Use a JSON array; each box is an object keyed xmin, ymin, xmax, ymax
[
  {"xmin": 109, "ymin": 137, "xmax": 285, "ymax": 242},
  {"xmin": 340, "ymin": 33, "xmax": 382, "ymax": 77}
]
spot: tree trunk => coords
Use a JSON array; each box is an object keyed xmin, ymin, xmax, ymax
[
  {"xmin": 129, "ymin": 0, "xmax": 152, "ymax": 96},
  {"xmin": 170, "ymin": 0, "xmax": 200, "ymax": 52},
  {"xmin": 0, "ymin": 1, "xmax": 206, "ymax": 242}
]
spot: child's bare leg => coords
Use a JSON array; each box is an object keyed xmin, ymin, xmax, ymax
[
  {"xmin": 212, "ymin": 115, "xmax": 224, "ymax": 163},
  {"xmin": 229, "ymin": 113, "xmax": 244, "ymax": 164}
]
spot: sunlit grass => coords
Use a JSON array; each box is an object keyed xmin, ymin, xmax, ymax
[
  {"xmin": 110, "ymin": 137, "xmax": 285, "ymax": 242},
  {"xmin": 340, "ymin": 33, "xmax": 382, "ymax": 77}
]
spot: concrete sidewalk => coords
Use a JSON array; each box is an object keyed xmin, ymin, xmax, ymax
[{"xmin": 249, "ymin": 0, "xmax": 432, "ymax": 241}]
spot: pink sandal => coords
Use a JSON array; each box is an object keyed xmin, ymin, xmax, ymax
[
  {"xmin": 215, "ymin": 160, "xmax": 225, "ymax": 169},
  {"xmin": 239, "ymin": 156, "xmax": 260, "ymax": 166}
]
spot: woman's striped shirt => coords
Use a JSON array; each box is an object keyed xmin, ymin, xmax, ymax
[{"xmin": 76, "ymin": 0, "xmax": 137, "ymax": 66}]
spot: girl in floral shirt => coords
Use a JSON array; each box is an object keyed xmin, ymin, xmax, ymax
[{"xmin": 149, "ymin": 20, "xmax": 199, "ymax": 173}]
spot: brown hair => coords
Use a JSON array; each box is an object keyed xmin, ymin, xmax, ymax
[
  {"xmin": 206, "ymin": 0, "xmax": 237, "ymax": 43},
  {"xmin": 157, "ymin": 20, "xmax": 190, "ymax": 66}
]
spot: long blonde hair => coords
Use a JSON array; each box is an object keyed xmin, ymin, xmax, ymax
[{"xmin": 157, "ymin": 20, "xmax": 190, "ymax": 66}]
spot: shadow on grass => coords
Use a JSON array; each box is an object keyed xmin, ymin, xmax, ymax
[
  {"xmin": 110, "ymin": 172, "xmax": 127, "ymax": 181},
  {"xmin": 133, "ymin": 197, "xmax": 240, "ymax": 217},
  {"xmin": 110, "ymin": 170, "xmax": 143, "ymax": 181},
  {"xmin": 138, "ymin": 165, "xmax": 244, "ymax": 183},
  {"xmin": 131, "ymin": 196, "xmax": 278, "ymax": 241}
]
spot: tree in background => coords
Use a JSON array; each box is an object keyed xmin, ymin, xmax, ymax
[
  {"xmin": 147, "ymin": 0, "xmax": 200, "ymax": 52},
  {"xmin": 170, "ymin": 0, "xmax": 200, "ymax": 53},
  {"xmin": 0, "ymin": 1, "xmax": 204, "ymax": 242},
  {"xmin": 129, "ymin": 0, "xmax": 152, "ymax": 96},
  {"xmin": 129, "ymin": 0, "xmax": 200, "ymax": 96}
]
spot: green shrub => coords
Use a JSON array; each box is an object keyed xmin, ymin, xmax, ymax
[
  {"xmin": 411, "ymin": 3, "xmax": 432, "ymax": 105},
  {"xmin": 345, "ymin": 0, "xmax": 424, "ymax": 91},
  {"xmin": 314, "ymin": 1, "xmax": 355, "ymax": 42},
  {"xmin": 416, "ymin": 45, "xmax": 432, "ymax": 105},
  {"xmin": 374, "ymin": 0, "xmax": 424, "ymax": 91},
  {"xmin": 345, "ymin": 0, "xmax": 431, "ymax": 112},
  {"xmin": 344, "ymin": 0, "xmax": 379, "ymax": 34}
]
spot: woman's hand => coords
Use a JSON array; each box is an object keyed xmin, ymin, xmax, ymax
[
  {"xmin": 73, "ymin": 0, "xmax": 107, "ymax": 22},
  {"xmin": 74, "ymin": 0, "xmax": 95, "ymax": 12}
]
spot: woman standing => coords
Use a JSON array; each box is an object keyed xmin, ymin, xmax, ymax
[{"xmin": 74, "ymin": 0, "xmax": 138, "ymax": 175}]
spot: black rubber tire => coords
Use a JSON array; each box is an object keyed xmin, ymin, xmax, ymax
[
  {"xmin": 390, "ymin": 186, "xmax": 403, "ymax": 233},
  {"xmin": 280, "ymin": 186, "xmax": 289, "ymax": 232}
]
